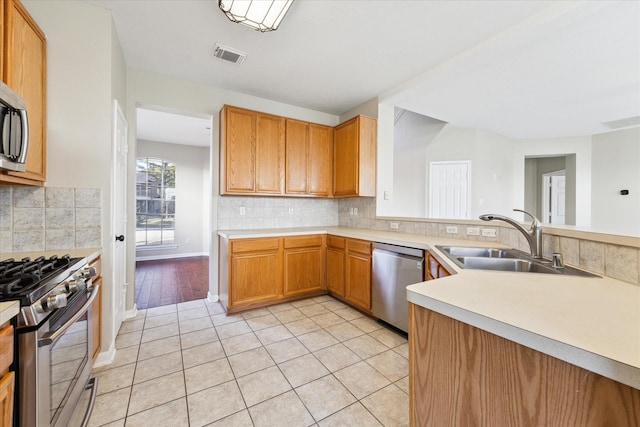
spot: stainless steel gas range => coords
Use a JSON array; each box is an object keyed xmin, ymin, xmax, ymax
[{"xmin": 0, "ymin": 254, "xmax": 99, "ymax": 427}]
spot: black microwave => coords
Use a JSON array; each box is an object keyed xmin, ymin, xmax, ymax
[{"xmin": 0, "ymin": 80, "xmax": 29, "ymax": 172}]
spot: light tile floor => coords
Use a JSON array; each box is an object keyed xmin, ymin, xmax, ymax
[{"xmin": 89, "ymin": 296, "xmax": 409, "ymax": 427}]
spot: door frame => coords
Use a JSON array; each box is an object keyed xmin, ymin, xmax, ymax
[{"xmin": 542, "ymin": 169, "xmax": 566, "ymax": 224}]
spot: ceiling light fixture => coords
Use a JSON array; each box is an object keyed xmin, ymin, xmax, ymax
[{"xmin": 218, "ymin": 0, "xmax": 294, "ymax": 32}]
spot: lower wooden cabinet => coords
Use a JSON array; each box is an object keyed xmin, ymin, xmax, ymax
[
  {"xmin": 230, "ymin": 238, "xmax": 281, "ymax": 307},
  {"xmin": 344, "ymin": 238, "xmax": 372, "ymax": 311},
  {"xmin": 326, "ymin": 235, "xmax": 346, "ymax": 296},
  {"xmin": 426, "ymin": 251, "xmax": 451, "ymax": 280},
  {"xmin": 0, "ymin": 322, "xmax": 14, "ymax": 427},
  {"xmin": 283, "ymin": 235, "xmax": 325, "ymax": 297}
]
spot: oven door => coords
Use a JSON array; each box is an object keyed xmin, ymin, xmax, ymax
[{"xmin": 34, "ymin": 285, "xmax": 99, "ymax": 427}]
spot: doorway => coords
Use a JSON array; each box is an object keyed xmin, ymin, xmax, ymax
[
  {"xmin": 134, "ymin": 106, "xmax": 212, "ymax": 309},
  {"xmin": 542, "ymin": 171, "xmax": 566, "ymax": 224}
]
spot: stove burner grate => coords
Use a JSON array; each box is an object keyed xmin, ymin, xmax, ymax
[{"xmin": 0, "ymin": 254, "xmax": 74, "ymax": 299}]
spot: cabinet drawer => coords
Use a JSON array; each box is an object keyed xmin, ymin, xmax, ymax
[
  {"xmin": 347, "ymin": 239, "xmax": 371, "ymax": 255},
  {"xmin": 231, "ymin": 238, "xmax": 280, "ymax": 253},
  {"xmin": 327, "ymin": 235, "xmax": 345, "ymax": 250},
  {"xmin": 284, "ymin": 235, "xmax": 323, "ymax": 249},
  {"xmin": 0, "ymin": 323, "xmax": 13, "ymax": 375}
]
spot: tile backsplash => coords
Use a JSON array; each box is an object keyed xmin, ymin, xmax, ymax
[
  {"xmin": 0, "ymin": 186, "xmax": 102, "ymax": 253},
  {"xmin": 338, "ymin": 197, "xmax": 640, "ymax": 286}
]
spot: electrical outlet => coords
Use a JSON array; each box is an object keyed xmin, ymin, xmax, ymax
[
  {"xmin": 482, "ymin": 228, "xmax": 497, "ymax": 237},
  {"xmin": 390, "ymin": 222, "xmax": 399, "ymax": 229},
  {"xmin": 446, "ymin": 225, "xmax": 458, "ymax": 234},
  {"xmin": 288, "ymin": 207, "xmax": 294, "ymax": 215},
  {"xmin": 467, "ymin": 227, "xmax": 480, "ymax": 236},
  {"xmin": 349, "ymin": 207, "xmax": 354, "ymax": 215},
  {"xmin": 384, "ymin": 191, "xmax": 390, "ymax": 200},
  {"xmin": 353, "ymin": 208, "xmax": 358, "ymax": 215},
  {"xmin": 239, "ymin": 207, "xmax": 245, "ymax": 216}
]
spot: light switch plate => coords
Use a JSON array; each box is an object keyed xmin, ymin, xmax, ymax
[
  {"xmin": 467, "ymin": 227, "xmax": 480, "ymax": 236},
  {"xmin": 446, "ymin": 225, "xmax": 458, "ymax": 234},
  {"xmin": 482, "ymin": 228, "xmax": 497, "ymax": 237},
  {"xmin": 390, "ymin": 222, "xmax": 399, "ymax": 229}
]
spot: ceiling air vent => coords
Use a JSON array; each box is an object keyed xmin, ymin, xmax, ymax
[
  {"xmin": 602, "ymin": 115, "xmax": 640, "ymax": 130},
  {"xmin": 212, "ymin": 43, "xmax": 247, "ymax": 65}
]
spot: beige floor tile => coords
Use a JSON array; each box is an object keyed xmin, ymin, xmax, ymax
[
  {"xmin": 215, "ymin": 320, "xmax": 253, "ymax": 339},
  {"xmin": 177, "ymin": 299, "xmax": 206, "ymax": 312},
  {"xmin": 297, "ymin": 330, "xmax": 339, "ymax": 352},
  {"xmin": 228, "ymin": 347, "xmax": 275, "ymax": 378},
  {"xmin": 205, "ymin": 301, "xmax": 226, "ymax": 315},
  {"xmin": 208, "ymin": 409, "xmax": 254, "ymax": 426},
  {"xmin": 138, "ymin": 335, "xmax": 181, "ymax": 361},
  {"xmin": 179, "ymin": 316, "xmax": 213, "ymax": 334},
  {"xmin": 395, "ymin": 376, "xmax": 409, "ymax": 395},
  {"xmin": 184, "ymin": 358, "xmax": 235, "ymax": 395},
  {"xmin": 343, "ymin": 335, "xmax": 389, "ymax": 359},
  {"xmin": 320, "ymin": 300, "xmax": 349, "ymax": 312},
  {"xmin": 369, "ymin": 328, "xmax": 407, "ymax": 349},
  {"xmin": 124, "ymin": 397, "xmax": 189, "ymax": 427},
  {"xmin": 313, "ymin": 343, "xmax": 361, "ymax": 373},
  {"xmin": 318, "ymin": 402, "xmax": 383, "ymax": 427},
  {"xmin": 177, "ymin": 306, "xmax": 210, "ymax": 321},
  {"xmin": 119, "ymin": 318, "xmax": 144, "ymax": 334},
  {"xmin": 312, "ymin": 295, "xmax": 334, "ymax": 303},
  {"xmin": 284, "ymin": 317, "xmax": 321, "ymax": 336},
  {"xmin": 87, "ymin": 387, "xmax": 131, "ymax": 427},
  {"xmin": 334, "ymin": 361, "xmax": 391, "ymax": 399},
  {"xmin": 310, "ymin": 312, "xmax": 345, "ymax": 328},
  {"xmin": 129, "ymin": 308, "xmax": 147, "ymax": 320},
  {"xmin": 393, "ymin": 343, "xmax": 409, "ymax": 359},
  {"xmin": 211, "ymin": 312, "xmax": 244, "ymax": 326},
  {"xmin": 361, "ymin": 384, "xmax": 409, "ymax": 427},
  {"xmin": 220, "ymin": 332, "xmax": 263, "ymax": 356},
  {"xmin": 115, "ymin": 330, "xmax": 142, "ymax": 349},
  {"xmin": 99, "ymin": 420, "xmax": 125, "ymax": 427},
  {"xmin": 144, "ymin": 312, "xmax": 178, "ymax": 329},
  {"xmin": 298, "ymin": 303, "xmax": 330, "ymax": 317},
  {"xmin": 237, "ymin": 365, "xmax": 292, "ymax": 406},
  {"xmin": 180, "ymin": 327, "xmax": 219, "ymax": 349},
  {"xmin": 133, "ymin": 351, "xmax": 183, "ymax": 384},
  {"xmin": 141, "ymin": 323, "xmax": 180, "ymax": 343},
  {"xmin": 187, "ymin": 380, "xmax": 246, "ymax": 426},
  {"xmin": 94, "ymin": 363, "xmax": 135, "ymax": 395},
  {"xmin": 241, "ymin": 307, "xmax": 271, "ymax": 320},
  {"xmin": 265, "ymin": 337, "xmax": 309, "ymax": 363},
  {"xmin": 127, "ymin": 371, "xmax": 186, "ymax": 416},
  {"xmin": 182, "ymin": 340, "xmax": 226, "ymax": 369},
  {"xmin": 245, "ymin": 313, "xmax": 281, "ymax": 331},
  {"xmin": 255, "ymin": 324, "xmax": 294, "ymax": 346},
  {"xmin": 291, "ymin": 298, "xmax": 317, "ymax": 308},
  {"xmin": 325, "ymin": 322, "xmax": 366, "ymax": 342},
  {"xmin": 366, "ymin": 350, "xmax": 408, "ymax": 382},
  {"xmin": 92, "ymin": 345, "xmax": 138, "ymax": 372},
  {"xmin": 248, "ymin": 390, "xmax": 315, "ymax": 427},
  {"xmin": 278, "ymin": 354, "xmax": 330, "ymax": 388},
  {"xmin": 267, "ymin": 302, "xmax": 296, "ymax": 313},
  {"xmin": 296, "ymin": 375, "xmax": 357, "ymax": 421},
  {"xmin": 146, "ymin": 305, "xmax": 177, "ymax": 318},
  {"xmin": 333, "ymin": 307, "xmax": 364, "ymax": 321},
  {"xmin": 349, "ymin": 317, "xmax": 384, "ymax": 333},
  {"xmin": 273, "ymin": 308, "xmax": 306, "ymax": 323}
]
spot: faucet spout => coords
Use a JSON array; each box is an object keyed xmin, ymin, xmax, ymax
[{"xmin": 479, "ymin": 209, "xmax": 543, "ymax": 258}]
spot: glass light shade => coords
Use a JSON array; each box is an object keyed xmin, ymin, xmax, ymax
[{"xmin": 219, "ymin": 0, "xmax": 294, "ymax": 32}]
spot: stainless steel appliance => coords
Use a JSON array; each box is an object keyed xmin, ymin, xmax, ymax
[
  {"xmin": 372, "ymin": 242, "xmax": 425, "ymax": 333},
  {"xmin": 0, "ymin": 80, "xmax": 29, "ymax": 172},
  {"xmin": 0, "ymin": 254, "xmax": 98, "ymax": 427}
]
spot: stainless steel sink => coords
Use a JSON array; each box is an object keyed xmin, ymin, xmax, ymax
[{"xmin": 435, "ymin": 245, "xmax": 599, "ymax": 277}]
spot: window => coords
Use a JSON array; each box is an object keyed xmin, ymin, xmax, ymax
[{"xmin": 136, "ymin": 158, "xmax": 176, "ymax": 247}]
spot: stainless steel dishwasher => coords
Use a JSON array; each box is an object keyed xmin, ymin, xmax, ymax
[{"xmin": 372, "ymin": 242, "xmax": 425, "ymax": 333}]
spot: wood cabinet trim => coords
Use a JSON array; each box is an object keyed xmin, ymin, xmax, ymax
[{"xmin": 0, "ymin": 324, "xmax": 13, "ymax": 376}]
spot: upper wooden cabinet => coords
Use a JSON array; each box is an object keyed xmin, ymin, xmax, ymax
[
  {"xmin": 0, "ymin": 0, "xmax": 47, "ymax": 185},
  {"xmin": 333, "ymin": 115, "xmax": 376, "ymax": 197},
  {"xmin": 285, "ymin": 119, "xmax": 333, "ymax": 196},
  {"xmin": 220, "ymin": 105, "xmax": 285, "ymax": 195}
]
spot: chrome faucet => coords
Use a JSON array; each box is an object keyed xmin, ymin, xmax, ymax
[{"xmin": 479, "ymin": 209, "xmax": 543, "ymax": 258}]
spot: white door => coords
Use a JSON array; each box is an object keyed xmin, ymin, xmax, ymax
[
  {"xmin": 429, "ymin": 161, "xmax": 470, "ymax": 219},
  {"xmin": 112, "ymin": 100, "xmax": 128, "ymax": 334},
  {"xmin": 542, "ymin": 171, "xmax": 566, "ymax": 224}
]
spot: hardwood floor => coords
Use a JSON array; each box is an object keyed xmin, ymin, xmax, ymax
[{"xmin": 134, "ymin": 256, "xmax": 209, "ymax": 309}]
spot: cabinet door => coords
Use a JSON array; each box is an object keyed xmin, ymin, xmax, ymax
[
  {"xmin": 285, "ymin": 119, "xmax": 308, "ymax": 194},
  {"xmin": 230, "ymin": 239, "xmax": 281, "ymax": 306},
  {"xmin": 255, "ymin": 113, "xmax": 285, "ymax": 194},
  {"xmin": 2, "ymin": 0, "xmax": 46, "ymax": 184},
  {"xmin": 326, "ymin": 247, "xmax": 345, "ymax": 296},
  {"xmin": 283, "ymin": 235, "xmax": 325, "ymax": 296},
  {"xmin": 345, "ymin": 251, "xmax": 371, "ymax": 311},
  {"xmin": 223, "ymin": 106, "xmax": 256, "ymax": 193},
  {"xmin": 0, "ymin": 372, "xmax": 14, "ymax": 427},
  {"xmin": 308, "ymin": 124, "xmax": 333, "ymax": 196},
  {"xmin": 90, "ymin": 277, "xmax": 102, "ymax": 364},
  {"xmin": 333, "ymin": 118, "xmax": 359, "ymax": 197}
]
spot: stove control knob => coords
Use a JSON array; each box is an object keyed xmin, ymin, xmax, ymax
[
  {"xmin": 74, "ymin": 266, "xmax": 97, "ymax": 280},
  {"xmin": 65, "ymin": 279, "xmax": 81, "ymax": 293},
  {"xmin": 40, "ymin": 294, "xmax": 68, "ymax": 312}
]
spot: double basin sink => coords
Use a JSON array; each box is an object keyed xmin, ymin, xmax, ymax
[{"xmin": 436, "ymin": 246, "xmax": 599, "ymax": 277}]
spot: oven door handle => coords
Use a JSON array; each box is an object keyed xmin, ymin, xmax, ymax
[{"xmin": 39, "ymin": 284, "xmax": 100, "ymax": 347}]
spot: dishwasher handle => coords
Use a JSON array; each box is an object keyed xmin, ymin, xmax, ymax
[{"xmin": 373, "ymin": 242, "xmax": 424, "ymax": 258}]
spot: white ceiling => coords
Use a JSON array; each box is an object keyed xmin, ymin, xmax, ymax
[
  {"xmin": 91, "ymin": 0, "xmax": 640, "ymax": 142},
  {"xmin": 136, "ymin": 107, "xmax": 212, "ymax": 147}
]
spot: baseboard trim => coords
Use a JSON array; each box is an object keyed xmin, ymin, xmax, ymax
[
  {"xmin": 125, "ymin": 304, "xmax": 138, "ymax": 320},
  {"xmin": 93, "ymin": 343, "xmax": 116, "ymax": 368},
  {"xmin": 207, "ymin": 291, "xmax": 219, "ymax": 303},
  {"xmin": 135, "ymin": 252, "xmax": 208, "ymax": 262}
]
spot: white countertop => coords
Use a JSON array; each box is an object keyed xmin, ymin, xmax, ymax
[
  {"xmin": 219, "ymin": 226, "xmax": 640, "ymax": 389},
  {"xmin": 0, "ymin": 301, "xmax": 20, "ymax": 325}
]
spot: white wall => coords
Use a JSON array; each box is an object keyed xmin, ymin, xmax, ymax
[
  {"xmin": 591, "ymin": 127, "xmax": 640, "ymax": 235},
  {"xmin": 136, "ymin": 140, "xmax": 210, "ymax": 259},
  {"xmin": 125, "ymin": 68, "xmax": 341, "ymax": 305},
  {"xmin": 22, "ymin": 0, "xmax": 127, "ymax": 362}
]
